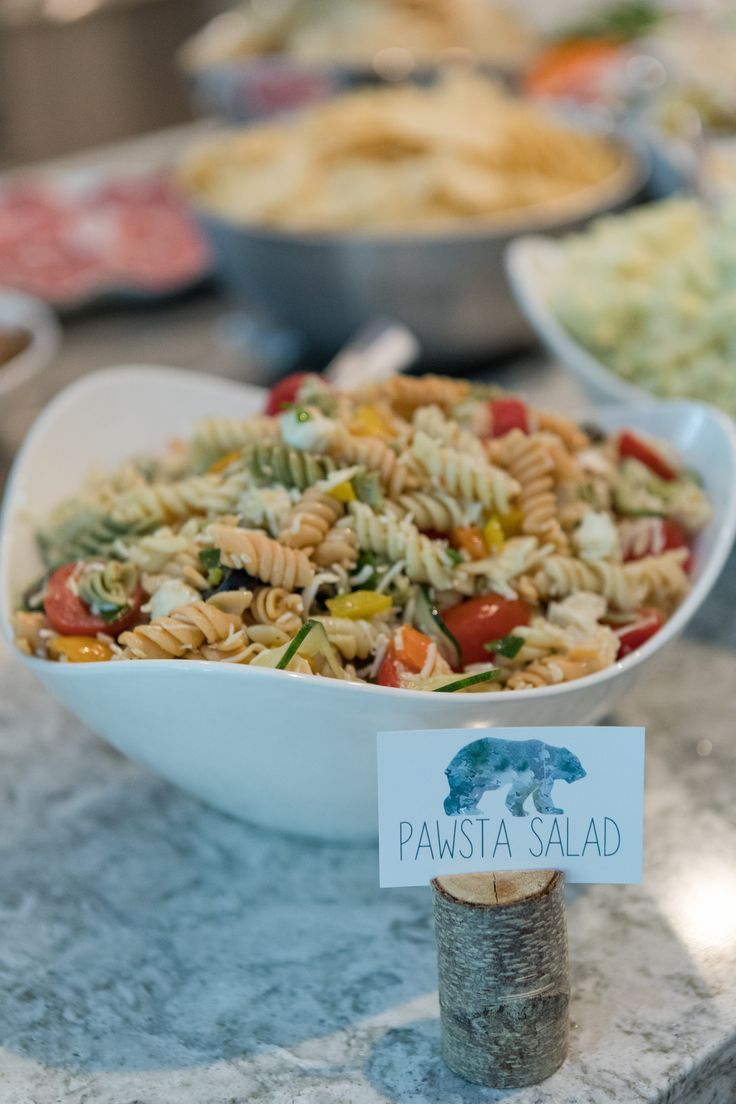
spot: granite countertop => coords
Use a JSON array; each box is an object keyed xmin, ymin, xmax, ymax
[{"xmin": 0, "ymin": 592, "xmax": 735, "ymax": 1104}]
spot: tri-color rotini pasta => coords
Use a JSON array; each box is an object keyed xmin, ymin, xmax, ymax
[{"xmin": 12, "ymin": 374, "xmax": 710, "ymax": 693}]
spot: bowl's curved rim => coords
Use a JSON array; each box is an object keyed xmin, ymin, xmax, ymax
[
  {"xmin": 0, "ymin": 288, "xmax": 62, "ymax": 400},
  {"xmin": 2, "ymin": 365, "xmax": 736, "ymax": 706},
  {"xmin": 178, "ymin": 124, "xmax": 650, "ymax": 248},
  {"xmin": 505, "ymin": 234, "xmax": 656, "ymax": 407}
]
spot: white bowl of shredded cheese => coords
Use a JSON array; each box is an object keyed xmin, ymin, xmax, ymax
[{"xmin": 507, "ymin": 199, "xmax": 736, "ymax": 419}]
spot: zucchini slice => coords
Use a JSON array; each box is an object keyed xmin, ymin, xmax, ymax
[
  {"xmin": 275, "ymin": 619, "xmax": 344, "ymax": 679},
  {"xmin": 432, "ymin": 669, "xmax": 501, "ymax": 693},
  {"xmin": 414, "ymin": 586, "xmax": 461, "ymax": 667}
]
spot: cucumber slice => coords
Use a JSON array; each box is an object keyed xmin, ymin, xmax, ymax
[
  {"xmin": 275, "ymin": 619, "xmax": 343, "ymax": 679},
  {"xmin": 252, "ymin": 641, "xmax": 290, "ymax": 669},
  {"xmin": 432, "ymin": 669, "xmax": 501, "ymax": 693},
  {"xmin": 414, "ymin": 586, "xmax": 461, "ymax": 667},
  {"xmin": 276, "ymin": 621, "xmax": 315, "ymax": 670}
]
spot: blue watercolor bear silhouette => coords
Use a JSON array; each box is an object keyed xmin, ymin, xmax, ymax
[{"xmin": 443, "ymin": 737, "xmax": 586, "ymax": 818}]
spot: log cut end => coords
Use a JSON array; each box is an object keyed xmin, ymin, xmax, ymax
[{"xmin": 434, "ymin": 870, "xmax": 557, "ymax": 907}]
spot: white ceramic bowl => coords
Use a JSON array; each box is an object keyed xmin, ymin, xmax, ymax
[
  {"xmin": 506, "ymin": 235, "xmax": 658, "ymax": 408},
  {"xmin": 0, "ymin": 289, "xmax": 61, "ymax": 402},
  {"xmin": 2, "ymin": 366, "xmax": 735, "ymax": 843}
]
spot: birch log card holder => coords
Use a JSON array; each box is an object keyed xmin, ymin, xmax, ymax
[{"xmin": 376, "ymin": 726, "xmax": 646, "ymax": 1089}]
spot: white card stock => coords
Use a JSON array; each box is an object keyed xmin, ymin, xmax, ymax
[{"xmin": 377, "ymin": 727, "xmax": 645, "ymax": 887}]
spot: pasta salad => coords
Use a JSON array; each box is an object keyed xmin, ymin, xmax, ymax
[{"xmin": 13, "ymin": 373, "xmax": 710, "ymax": 693}]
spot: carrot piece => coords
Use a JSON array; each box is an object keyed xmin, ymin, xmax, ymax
[
  {"xmin": 452, "ymin": 526, "xmax": 486, "ymax": 561},
  {"xmin": 395, "ymin": 625, "xmax": 433, "ymax": 673},
  {"xmin": 524, "ymin": 39, "xmax": 622, "ymax": 99}
]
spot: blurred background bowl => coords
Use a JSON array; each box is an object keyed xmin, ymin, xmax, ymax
[
  {"xmin": 506, "ymin": 234, "xmax": 651, "ymax": 406},
  {"xmin": 186, "ymin": 56, "xmax": 519, "ymax": 125},
  {"xmin": 188, "ymin": 56, "xmax": 358, "ymax": 124},
  {"xmin": 182, "ymin": 126, "xmax": 650, "ymax": 367},
  {"xmin": 178, "ymin": 0, "xmax": 537, "ymax": 124},
  {"xmin": 0, "ymin": 288, "xmax": 61, "ymax": 402}
]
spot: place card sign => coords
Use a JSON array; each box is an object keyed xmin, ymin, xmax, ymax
[{"xmin": 377, "ymin": 727, "xmax": 645, "ymax": 887}]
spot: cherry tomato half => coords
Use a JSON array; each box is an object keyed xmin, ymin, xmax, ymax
[
  {"xmin": 619, "ymin": 431, "xmax": 676, "ymax": 481},
  {"xmin": 45, "ymin": 563, "xmax": 143, "ymax": 638},
  {"xmin": 376, "ymin": 645, "xmax": 404, "ymax": 688},
  {"xmin": 615, "ymin": 609, "xmax": 665, "ymax": 659},
  {"xmin": 623, "ymin": 518, "xmax": 691, "ymax": 571},
  {"xmin": 442, "ymin": 593, "xmax": 530, "ymax": 667},
  {"xmin": 416, "ymin": 528, "xmax": 444, "ymax": 543},
  {"xmin": 264, "ymin": 372, "xmax": 311, "ymax": 416},
  {"xmin": 488, "ymin": 398, "xmax": 529, "ymax": 438}
]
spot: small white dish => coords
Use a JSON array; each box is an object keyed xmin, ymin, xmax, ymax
[
  {"xmin": 2, "ymin": 366, "xmax": 735, "ymax": 842},
  {"xmin": 506, "ymin": 235, "xmax": 655, "ymax": 408},
  {"xmin": 0, "ymin": 288, "xmax": 61, "ymax": 401}
]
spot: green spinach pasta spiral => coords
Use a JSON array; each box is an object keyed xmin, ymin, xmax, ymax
[
  {"xmin": 243, "ymin": 442, "xmax": 337, "ymax": 490},
  {"xmin": 39, "ymin": 508, "xmax": 139, "ymax": 568}
]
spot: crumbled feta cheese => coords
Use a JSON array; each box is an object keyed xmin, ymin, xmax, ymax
[
  {"xmin": 239, "ymin": 486, "xmax": 293, "ymax": 533},
  {"xmin": 319, "ymin": 465, "xmax": 360, "ymax": 491},
  {"xmin": 279, "ymin": 407, "xmax": 335, "ymax": 452},
  {"xmin": 573, "ymin": 511, "xmax": 619, "ymax": 562},
  {"xmin": 548, "ymin": 592, "xmax": 607, "ymax": 631},
  {"xmin": 147, "ymin": 580, "xmax": 200, "ymax": 621},
  {"xmin": 578, "ymin": 448, "xmax": 614, "ymax": 478}
]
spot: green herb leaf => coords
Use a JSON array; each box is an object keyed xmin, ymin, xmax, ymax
[
  {"xmin": 199, "ymin": 548, "xmax": 221, "ymax": 570},
  {"xmin": 352, "ymin": 551, "xmax": 378, "ymax": 589},
  {"xmin": 483, "ymin": 634, "xmax": 524, "ymax": 659},
  {"xmin": 445, "ymin": 548, "xmax": 463, "ymax": 566},
  {"xmin": 100, "ymin": 604, "xmax": 129, "ymax": 625}
]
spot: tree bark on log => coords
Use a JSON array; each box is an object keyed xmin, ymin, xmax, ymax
[{"xmin": 431, "ymin": 870, "xmax": 569, "ymax": 1088}]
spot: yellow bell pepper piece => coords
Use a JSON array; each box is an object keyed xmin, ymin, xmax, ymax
[
  {"xmin": 349, "ymin": 405, "xmax": 393, "ymax": 440},
  {"xmin": 326, "ymin": 591, "xmax": 392, "ymax": 620},
  {"xmin": 329, "ymin": 480, "xmax": 356, "ymax": 503},
  {"xmin": 499, "ymin": 507, "xmax": 524, "ymax": 537},
  {"xmin": 207, "ymin": 449, "xmax": 242, "ymax": 474},
  {"xmin": 483, "ymin": 516, "xmax": 506, "ymax": 552},
  {"xmin": 49, "ymin": 636, "xmax": 113, "ymax": 663}
]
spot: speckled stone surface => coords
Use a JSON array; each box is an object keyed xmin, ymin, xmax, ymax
[{"xmin": 0, "ymin": 547, "xmax": 735, "ymax": 1103}]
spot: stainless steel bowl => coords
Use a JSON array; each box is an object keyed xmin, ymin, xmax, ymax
[{"xmin": 184, "ymin": 131, "xmax": 650, "ymax": 366}]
